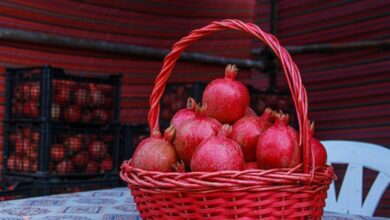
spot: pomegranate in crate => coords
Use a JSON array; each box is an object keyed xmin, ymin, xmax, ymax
[
  {"xmin": 74, "ymin": 88, "xmax": 90, "ymax": 107},
  {"xmin": 63, "ymin": 105, "xmax": 81, "ymax": 122},
  {"xmin": 100, "ymin": 156, "xmax": 113, "ymax": 172},
  {"xmin": 56, "ymin": 159, "xmax": 74, "ymax": 174},
  {"xmin": 88, "ymin": 140, "xmax": 108, "ymax": 160},
  {"xmin": 72, "ymin": 151, "xmax": 89, "ymax": 167},
  {"xmin": 86, "ymin": 160, "xmax": 99, "ymax": 174},
  {"xmin": 51, "ymin": 144, "xmax": 66, "ymax": 162},
  {"xmin": 64, "ymin": 136, "xmax": 82, "ymax": 153}
]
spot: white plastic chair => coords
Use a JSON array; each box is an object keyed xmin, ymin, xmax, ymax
[{"xmin": 322, "ymin": 140, "xmax": 390, "ymax": 216}]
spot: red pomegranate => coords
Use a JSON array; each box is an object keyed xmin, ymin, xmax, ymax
[
  {"xmin": 170, "ymin": 97, "xmax": 197, "ymax": 129},
  {"xmin": 51, "ymin": 103, "xmax": 61, "ymax": 121},
  {"xmin": 130, "ymin": 126, "xmax": 177, "ymax": 172},
  {"xmin": 100, "ymin": 156, "xmax": 113, "ymax": 172},
  {"xmin": 30, "ymin": 82, "xmax": 40, "ymax": 101},
  {"xmin": 53, "ymin": 86, "xmax": 70, "ymax": 105},
  {"xmin": 23, "ymin": 101, "xmax": 39, "ymax": 118},
  {"xmin": 51, "ymin": 144, "xmax": 66, "ymax": 162},
  {"xmin": 88, "ymin": 140, "xmax": 108, "ymax": 160},
  {"xmin": 85, "ymin": 160, "xmax": 99, "ymax": 174},
  {"xmin": 256, "ymin": 113, "xmax": 301, "ymax": 169},
  {"xmin": 75, "ymin": 88, "xmax": 90, "ymax": 107},
  {"xmin": 309, "ymin": 122, "xmax": 327, "ymax": 167},
  {"xmin": 72, "ymin": 151, "xmax": 89, "ymax": 167},
  {"xmin": 90, "ymin": 86, "xmax": 104, "ymax": 106},
  {"xmin": 173, "ymin": 104, "xmax": 221, "ymax": 167},
  {"xmin": 7, "ymin": 154, "xmax": 21, "ymax": 171},
  {"xmin": 244, "ymin": 162, "xmax": 258, "ymax": 170},
  {"xmin": 229, "ymin": 116, "xmax": 264, "ymax": 162},
  {"xmin": 245, "ymin": 107, "xmax": 257, "ymax": 116},
  {"xmin": 191, "ymin": 125, "xmax": 245, "ymax": 172},
  {"xmin": 63, "ymin": 105, "xmax": 81, "ymax": 122},
  {"xmin": 93, "ymin": 109, "xmax": 109, "ymax": 123},
  {"xmin": 202, "ymin": 64, "xmax": 250, "ymax": 124},
  {"xmin": 56, "ymin": 159, "xmax": 74, "ymax": 174},
  {"xmin": 81, "ymin": 110, "xmax": 93, "ymax": 123},
  {"xmin": 16, "ymin": 138, "xmax": 30, "ymax": 155},
  {"xmin": 64, "ymin": 136, "xmax": 83, "ymax": 153}
]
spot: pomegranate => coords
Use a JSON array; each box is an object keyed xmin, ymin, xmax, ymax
[
  {"xmin": 309, "ymin": 122, "xmax": 327, "ymax": 167},
  {"xmin": 30, "ymin": 82, "xmax": 40, "ymax": 101},
  {"xmin": 174, "ymin": 104, "xmax": 221, "ymax": 167},
  {"xmin": 191, "ymin": 124, "xmax": 245, "ymax": 172},
  {"xmin": 64, "ymin": 136, "xmax": 82, "ymax": 153},
  {"xmin": 170, "ymin": 97, "xmax": 197, "ymax": 129},
  {"xmin": 229, "ymin": 116, "xmax": 263, "ymax": 162},
  {"xmin": 100, "ymin": 156, "xmax": 113, "ymax": 172},
  {"xmin": 86, "ymin": 160, "xmax": 99, "ymax": 174},
  {"xmin": 258, "ymin": 108, "xmax": 275, "ymax": 130},
  {"xmin": 29, "ymin": 149, "xmax": 38, "ymax": 160},
  {"xmin": 88, "ymin": 140, "xmax": 108, "ymax": 160},
  {"xmin": 32, "ymin": 132, "xmax": 39, "ymax": 143},
  {"xmin": 256, "ymin": 113, "xmax": 301, "ymax": 169},
  {"xmin": 72, "ymin": 151, "xmax": 89, "ymax": 167},
  {"xmin": 63, "ymin": 105, "xmax": 81, "ymax": 122},
  {"xmin": 23, "ymin": 101, "xmax": 39, "ymax": 118},
  {"xmin": 7, "ymin": 154, "xmax": 20, "ymax": 171},
  {"xmin": 90, "ymin": 87, "xmax": 104, "ymax": 106},
  {"xmin": 130, "ymin": 126, "xmax": 177, "ymax": 172},
  {"xmin": 93, "ymin": 109, "xmax": 109, "ymax": 123},
  {"xmin": 245, "ymin": 107, "xmax": 257, "ymax": 116},
  {"xmin": 21, "ymin": 159, "xmax": 31, "ymax": 172},
  {"xmin": 75, "ymin": 88, "xmax": 90, "ymax": 107},
  {"xmin": 30, "ymin": 161, "xmax": 38, "ymax": 172},
  {"xmin": 244, "ymin": 162, "xmax": 258, "ymax": 170},
  {"xmin": 51, "ymin": 103, "xmax": 61, "ymax": 121},
  {"xmin": 16, "ymin": 138, "xmax": 30, "ymax": 155},
  {"xmin": 51, "ymin": 144, "xmax": 66, "ymax": 162},
  {"xmin": 81, "ymin": 110, "xmax": 93, "ymax": 123},
  {"xmin": 56, "ymin": 159, "xmax": 74, "ymax": 174},
  {"xmin": 202, "ymin": 64, "xmax": 250, "ymax": 124},
  {"xmin": 53, "ymin": 86, "xmax": 70, "ymax": 105}
]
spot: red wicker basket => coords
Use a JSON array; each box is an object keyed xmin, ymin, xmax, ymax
[{"xmin": 120, "ymin": 19, "xmax": 335, "ymax": 219}]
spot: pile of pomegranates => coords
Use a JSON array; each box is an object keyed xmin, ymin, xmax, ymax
[
  {"xmin": 130, "ymin": 64, "xmax": 327, "ymax": 172},
  {"xmin": 11, "ymin": 79, "xmax": 114, "ymax": 124},
  {"xmin": 50, "ymin": 134, "xmax": 113, "ymax": 175}
]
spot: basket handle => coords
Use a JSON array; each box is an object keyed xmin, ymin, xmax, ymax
[{"xmin": 148, "ymin": 19, "xmax": 311, "ymax": 173}]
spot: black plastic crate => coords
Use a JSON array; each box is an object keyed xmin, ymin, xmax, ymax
[
  {"xmin": 160, "ymin": 82, "xmax": 205, "ymax": 128},
  {"xmin": 33, "ymin": 176, "xmax": 118, "ymax": 196},
  {"xmin": 120, "ymin": 124, "xmax": 149, "ymax": 165},
  {"xmin": 0, "ymin": 176, "xmax": 33, "ymax": 201},
  {"xmin": 3, "ymin": 122, "xmax": 120, "ymax": 178},
  {"xmin": 0, "ymin": 175, "xmax": 117, "ymax": 199},
  {"xmin": 5, "ymin": 66, "xmax": 121, "ymax": 126}
]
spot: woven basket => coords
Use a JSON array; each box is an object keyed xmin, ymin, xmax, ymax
[{"xmin": 120, "ymin": 19, "xmax": 335, "ymax": 219}]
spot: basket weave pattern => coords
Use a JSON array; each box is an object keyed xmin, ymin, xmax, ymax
[{"xmin": 120, "ymin": 19, "xmax": 335, "ymax": 219}]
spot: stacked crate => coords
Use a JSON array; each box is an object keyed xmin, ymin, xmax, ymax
[{"xmin": 2, "ymin": 66, "xmax": 121, "ymax": 195}]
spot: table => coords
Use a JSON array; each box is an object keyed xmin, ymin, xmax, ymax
[{"xmin": 0, "ymin": 187, "xmax": 388, "ymax": 220}]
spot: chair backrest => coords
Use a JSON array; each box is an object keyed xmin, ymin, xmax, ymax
[{"xmin": 322, "ymin": 140, "xmax": 390, "ymax": 216}]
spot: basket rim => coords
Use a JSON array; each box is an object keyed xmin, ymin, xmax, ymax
[{"xmin": 120, "ymin": 160, "xmax": 335, "ymax": 193}]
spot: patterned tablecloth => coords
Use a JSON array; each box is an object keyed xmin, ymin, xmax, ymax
[{"xmin": 0, "ymin": 187, "xmax": 388, "ymax": 220}]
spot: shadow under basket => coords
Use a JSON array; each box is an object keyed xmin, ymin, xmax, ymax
[{"xmin": 120, "ymin": 19, "xmax": 335, "ymax": 219}]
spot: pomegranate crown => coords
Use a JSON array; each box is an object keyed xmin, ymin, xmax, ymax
[
  {"xmin": 163, "ymin": 125, "xmax": 176, "ymax": 142},
  {"xmin": 186, "ymin": 97, "xmax": 197, "ymax": 111},
  {"xmin": 218, "ymin": 124, "xmax": 232, "ymax": 137},
  {"xmin": 225, "ymin": 64, "xmax": 238, "ymax": 80}
]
